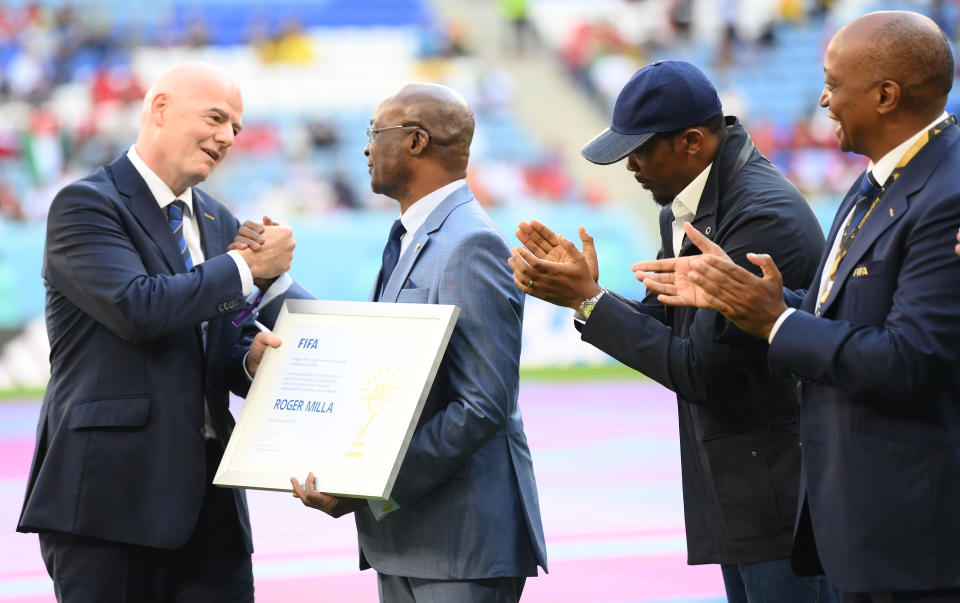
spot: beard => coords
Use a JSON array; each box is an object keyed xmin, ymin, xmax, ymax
[{"xmin": 652, "ymin": 194, "xmax": 673, "ymax": 207}]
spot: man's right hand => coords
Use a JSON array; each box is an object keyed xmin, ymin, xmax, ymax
[
  {"xmin": 236, "ymin": 221, "xmax": 295, "ymax": 282},
  {"xmin": 291, "ymin": 472, "xmax": 367, "ymax": 518}
]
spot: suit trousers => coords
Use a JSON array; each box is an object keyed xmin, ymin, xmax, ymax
[
  {"xmin": 840, "ymin": 589, "xmax": 960, "ymax": 602},
  {"xmin": 39, "ymin": 440, "xmax": 252, "ymax": 603},
  {"xmin": 721, "ymin": 558, "xmax": 838, "ymax": 603},
  {"xmin": 377, "ymin": 573, "xmax": 526, "ymax": 603}
]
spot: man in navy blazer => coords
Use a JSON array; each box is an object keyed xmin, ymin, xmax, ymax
[
  {"xmin": 290, "ymin": 84, "xmax": 546, "ymax": 602},
  {"xmin": 638, "ymin": 11, "xmax": 960, "ymax": 601},
  {"xmin": 17, "ymin": 62, "xmax": 294, "ymax": 602}
]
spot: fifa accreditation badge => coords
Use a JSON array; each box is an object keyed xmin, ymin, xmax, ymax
[{"xmin": 346, "ymin": 366, "xmax": 400, "ymax": 458}]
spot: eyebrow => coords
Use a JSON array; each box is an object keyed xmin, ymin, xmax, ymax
[{"xmin": 208, "ymin": 107, "xmax": 243, "ymax": 133}]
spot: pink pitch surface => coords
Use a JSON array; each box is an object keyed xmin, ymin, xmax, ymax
[{"xmin": 0, "ymin": 382, "xmax": 726, "ymax": 602}]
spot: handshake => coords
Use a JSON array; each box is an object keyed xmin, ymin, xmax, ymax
[{"xmin": 229, "ymin": 216, "xmax": 296, "ymax": 290}]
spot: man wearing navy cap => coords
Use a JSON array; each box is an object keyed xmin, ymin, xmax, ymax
[{"xmin": 509, "ymin": 61, "xmax": 834, "ymax": 601}]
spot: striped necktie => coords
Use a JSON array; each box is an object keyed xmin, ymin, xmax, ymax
[{"xmin": 167, "ymin": 200, "xmax": 194, "ymax": 271}]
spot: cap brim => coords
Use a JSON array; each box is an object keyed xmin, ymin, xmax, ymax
[{"xmin": 580, "ymin": 128, "xmax": 655, "ymax": 165}]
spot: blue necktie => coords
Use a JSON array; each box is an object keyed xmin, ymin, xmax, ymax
[
  {"xmin": 377, "ymin": 219, "xmax": 405, "ymax": 299},
  {"xmin": 849, "ymin": 171, "xmax": 882, "ymax": 228},
  {"xmin": 167, "ymin": 200, "xmax": 194, "ymax": 271}
]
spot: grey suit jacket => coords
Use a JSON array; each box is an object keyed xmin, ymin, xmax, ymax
[{"xmin": 355, "ymin": 184, "xmax": 547, "ymax": 579}]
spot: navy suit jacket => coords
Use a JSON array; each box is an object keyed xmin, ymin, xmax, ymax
[
  {"xmin": 17, "ymin": 155, "xmax": 255, "ymax": 552},
  {"xmin": 771, "ymin": 121, "xmax": 960, "ymax": 591}
]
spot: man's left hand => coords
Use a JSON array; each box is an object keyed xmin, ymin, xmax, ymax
[
  {"xmin": 291, "ymin": 473, "xmax": 367, "ymax": 518},
  {"xmin": 516, "ymin": 221, "xmax": 599, "ymax": 282},
  {"xmin": 508, "ymin": 234, "xmax": 601, "ymax": 311},
  {"xmin": 246, "ymin": 331, "xmax": 282, "ymax": 377}
]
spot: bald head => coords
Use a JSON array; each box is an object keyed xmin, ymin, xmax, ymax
[
  {"xmin": 379, "ymin": 83, "xmax": 475, "ymax": 171},
  {"xmin": 364, "ymin": 83, "xmax": 476, "ymax": 209},
  {"xmin": 834, "ymin": 11, "xmax": 953, "ymax": 114},
  {"xmin": 140, "ymin": 62, "xmax": 242, "ymax": 128},
  {"xmin": 135, "ymin": 61, "xmax": 244, "ymax": 194}
]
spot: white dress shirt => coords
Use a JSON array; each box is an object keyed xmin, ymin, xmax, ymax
[{"xmin": 670, "ymin": 163, "xmax": 713, "ymax": 257}]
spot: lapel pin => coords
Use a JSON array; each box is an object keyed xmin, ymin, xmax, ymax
[
  {"xmin": 414, "ymin": 243, "xmax": 421, "ymax": 253},
  {"xmin": 889, "ymin": 208, "xmax": 894, "ymax": 218},
  {"xmin": 204, "ymin": 213, "xmax": 216, "ymax": 221}
]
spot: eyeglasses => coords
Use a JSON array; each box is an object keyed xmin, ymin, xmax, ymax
[{"xmin": 365, "ymin": 123, "xmax": 428, "ymax": 143}]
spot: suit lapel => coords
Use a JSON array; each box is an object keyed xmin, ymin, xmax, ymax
[
  {"xmin": 108, "ymin": 155, "xmax": 186, "ymax": 274},
  {"xmin": 193, "ymin": 190, "xmax": 228, "ymax": 364},
  {"xmin": 109, "ymin": 155, "xmax": 207, "ymax": 354},
  {"xmin": 193, "ymin": 190, "xmax": 223, "ymax": 261},
  {"xmin": 818, "ymin": 123, "xmax": 960, "ymax": 315},
  {"xmin": 379, "ymin": 185, "xmax": 473, "ymax": 302},
  {"xmin": 798, "ymin": 179, "xmax": 860, "ymax": 312},
  {"xmin": 819, "ymin": 184, "xmax": 906, "ymax": 314}
]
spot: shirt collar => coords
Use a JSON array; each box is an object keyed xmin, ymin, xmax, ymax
[
  {"xmin": 869, "ymin": 111, "xmax": 949, "ymax": 185},
  {"xmin": 126, "ymin": 145, "xmax": 193, "ymax": 214},
  {"xmin": 399, "ymin": 179, "xmax": 466, "ymax": 237},
  {"xmin": 671, "ymin": 162, "xmax": 712, "ymax": 221}
]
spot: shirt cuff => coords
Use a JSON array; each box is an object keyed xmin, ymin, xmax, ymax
[
  {"xmin": 368, "ymin": 497, "xmax": 401, "ymax": 521},
  {"xmin": 242, "ymin": 351, "xmax": 253, "ymax": 382},
  {"xmin": 768, "ymin": 308, "xmax": 796, "ymax": 344},
  {"xmin": 227, "ymin": 250, "xmax": 254, "ymax": 297}
]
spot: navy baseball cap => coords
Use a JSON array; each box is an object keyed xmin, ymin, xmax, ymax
[{"xmin": 581, "ymin": 60, "xmax": 722, "ymax": 165}]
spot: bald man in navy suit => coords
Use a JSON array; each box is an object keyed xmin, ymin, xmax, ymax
[
  {"xmin": 17, "ymin": 62, "xmax": 293, "ymax": 602},
  {"xmin": 638, "ymin": 12, "xmax": 960, "ymax": 601}
]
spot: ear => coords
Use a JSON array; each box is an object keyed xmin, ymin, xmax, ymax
[
  {"xmin": 408, "ymin": 128, "xmax": 429, "ymax": 156},
  {"xmin": 876, "ymin": 80, "xmax": 900, "ymax": 115},
  {"xmin": 150, "ymin": 92, "xmax": 169, "ymax": 126},
  {"xmin": 680, "ymin": 127, "xmax": 704, "ymax": 156}
]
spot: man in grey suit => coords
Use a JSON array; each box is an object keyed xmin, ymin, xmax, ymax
[{"xmin": 289, "ymin": 83, "xmax": 547, "ymax": 602}]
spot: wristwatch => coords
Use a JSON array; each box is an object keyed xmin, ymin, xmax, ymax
[{"xmin": 579, "ymin": 288, "xmax": 607, "ymax": 320}]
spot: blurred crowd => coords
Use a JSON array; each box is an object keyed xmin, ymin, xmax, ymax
[
  {"xmin": 5, "ymin": 0, "xmax": 960, "ymax": 225},
  {"xmin": 0, "ymin": 4, "xmax": 141, "ymax": 221},
  {"xmin": 0, "ymin": 1, "xmax": 588, "ymax": 226},
  {"xmin": 538, "ymin": 0, "xmax": 960, "ymax": 198}
]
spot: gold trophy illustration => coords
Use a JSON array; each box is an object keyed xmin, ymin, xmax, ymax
[{"xmin": 346, "ymin": 366, "xmax": 400, "ymax": 458}]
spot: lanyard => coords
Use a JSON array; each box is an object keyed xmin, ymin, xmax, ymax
[{"xmin": 817, "ymin": 114, "xmax": 956, "ymax": 312}]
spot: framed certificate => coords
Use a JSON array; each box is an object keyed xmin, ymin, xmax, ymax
[{"xmin": 214, "ymin": 299, "xmax": 459, "ymax": 500}]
